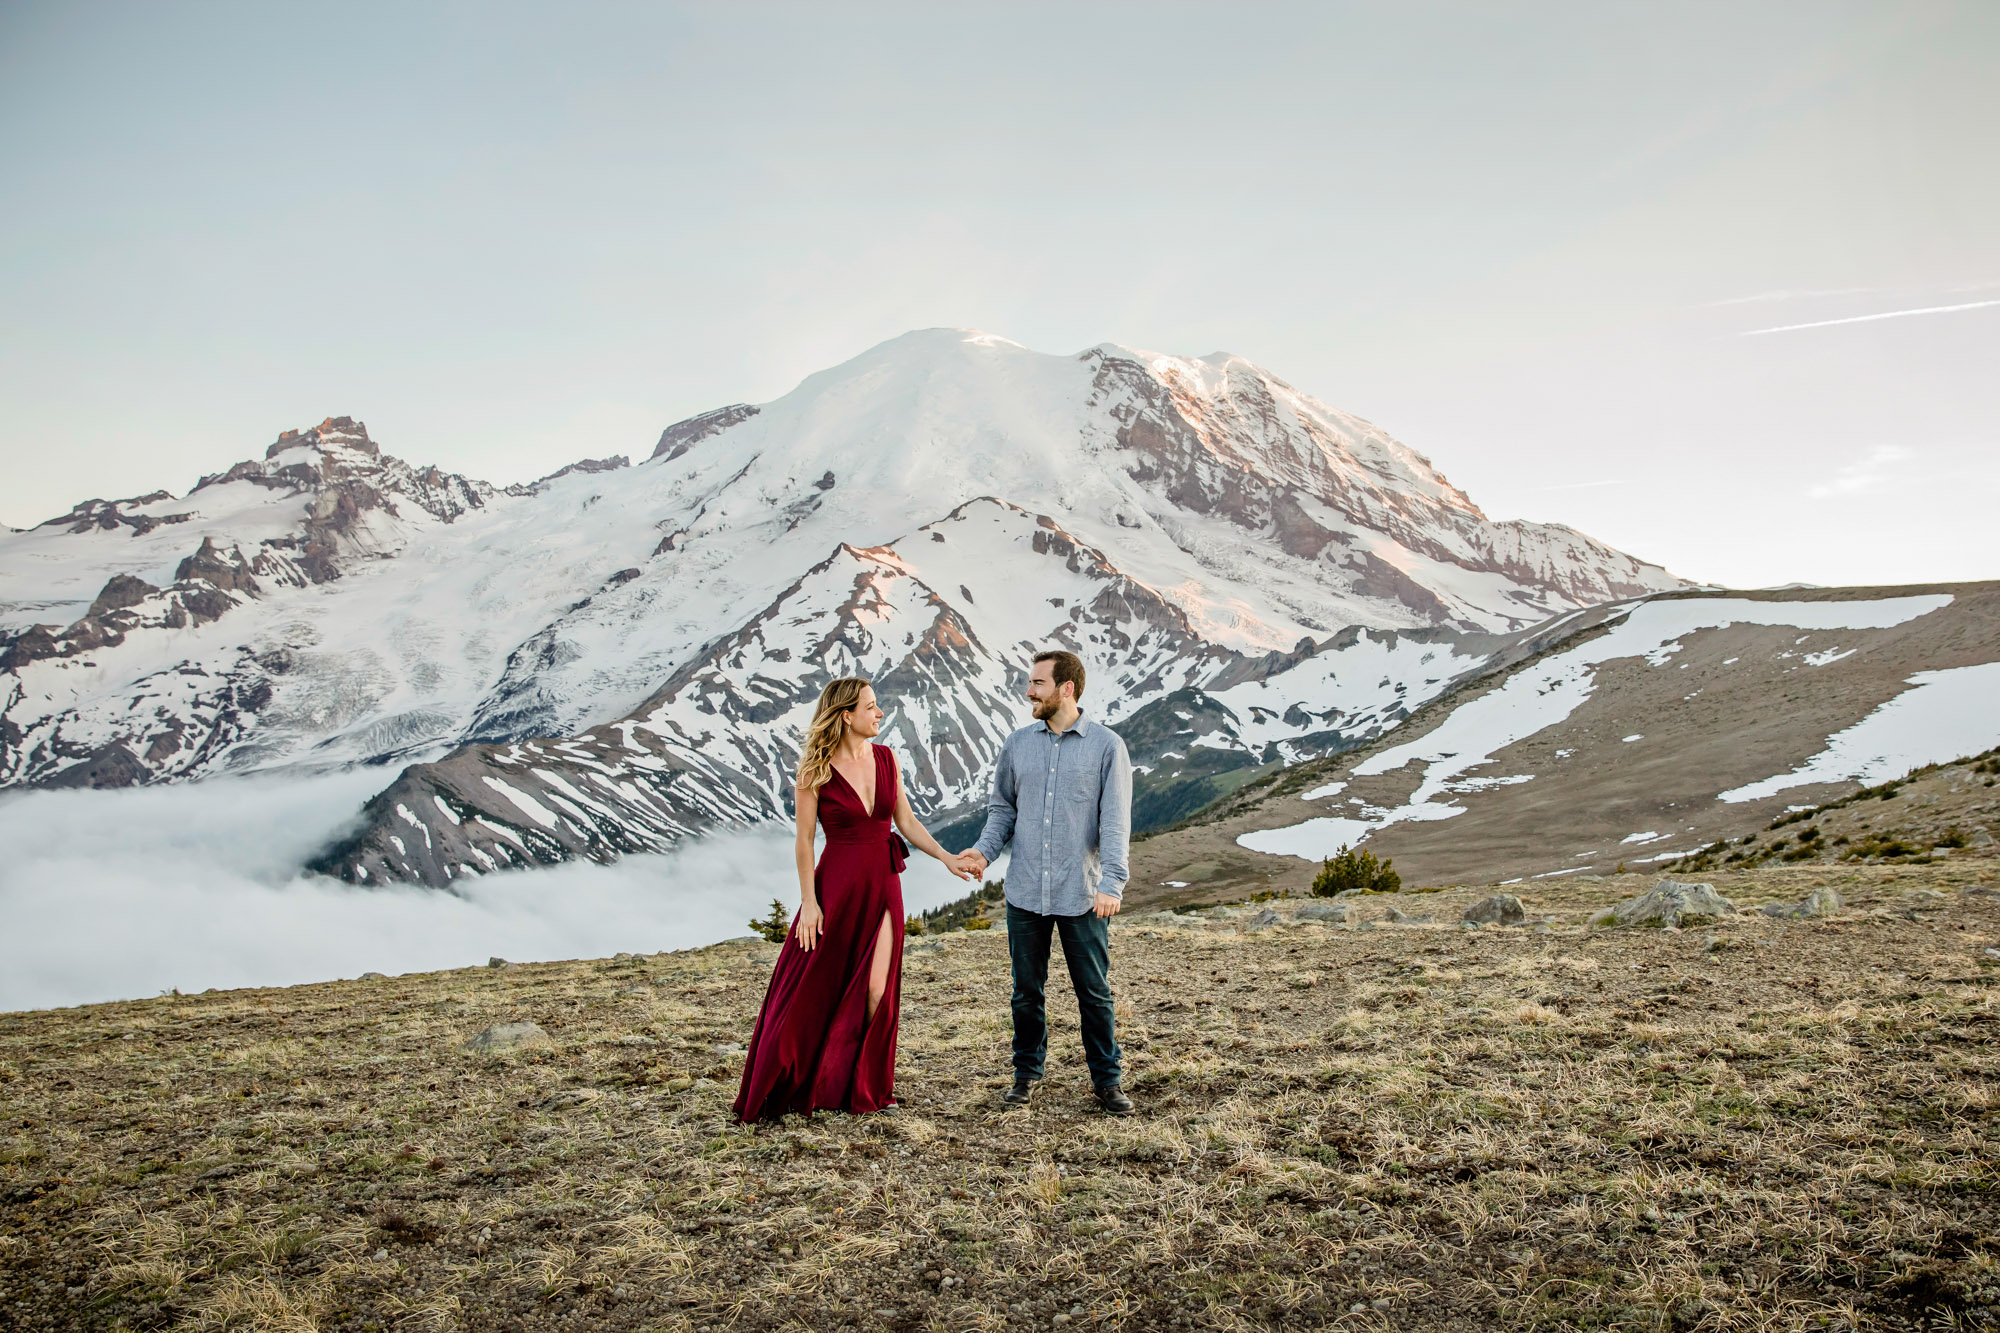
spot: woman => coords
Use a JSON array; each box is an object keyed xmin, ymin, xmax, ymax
[{"xmin": 733, "ymin": 677, "xmax": 976, "ymax": 1121}]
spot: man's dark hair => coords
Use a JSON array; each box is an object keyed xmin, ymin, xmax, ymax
[{"xmin": 1034, "ymin": 649, "xmax": 1086, "ymax": 702}]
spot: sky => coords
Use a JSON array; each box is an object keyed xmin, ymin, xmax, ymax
[{"xmin": 1, "ymin": 1, "xmax": 1995, "ymax": 589}]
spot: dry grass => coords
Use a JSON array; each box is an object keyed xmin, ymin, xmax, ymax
[{"xmin": 2, "ymin": 861, "xmax": 1997, "ymax": 1330}]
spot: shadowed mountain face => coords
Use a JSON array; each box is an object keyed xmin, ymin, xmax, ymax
[
  {"xmin": 1129, "ymin": 582, "xmax": 2000, "ymax": 908},
  {"xmin": 1, "ymin": 331, "xmax": 1688, "ymax": 886}
]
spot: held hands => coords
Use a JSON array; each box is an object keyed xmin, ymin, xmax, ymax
[
  {"xmin": 793, "ymin": 898, "xmax": 824, "ymax": 951},
  {"xmin": 951, "ymin": 849, "xmax": 989, "ymax": 881}
]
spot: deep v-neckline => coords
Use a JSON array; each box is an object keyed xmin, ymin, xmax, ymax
[{"xmin": 829, "ymin": 749, "xmax": 878, "ymax": 817}]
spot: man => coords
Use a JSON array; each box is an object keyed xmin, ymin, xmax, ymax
[{"xmin": 961, "ymin": 649, "xmax": 1135, "ymax": 1115}]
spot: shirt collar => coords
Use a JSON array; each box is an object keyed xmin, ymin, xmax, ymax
[{"xmin": 1037, "ymin": 710, "xmax": 1091, "ymax": 738}]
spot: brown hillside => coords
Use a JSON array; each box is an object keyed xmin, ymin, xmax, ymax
[{"xmin": 1130, "ymin": 582, "xmax": 2000, "ymax": 909}]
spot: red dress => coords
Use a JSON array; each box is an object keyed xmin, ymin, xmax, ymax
[{"xmin": 734, "ymin": 744, "xmax": 906, "ymax": 1121}]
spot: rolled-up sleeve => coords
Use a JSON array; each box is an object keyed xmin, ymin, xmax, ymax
[
  {"xmin": 972, "ymin": 737, "xmax": 1018, "ymax": 864},
  {"xmin": 1094, "ymin": 734, "xmax": 1132, "ymax": 897}
]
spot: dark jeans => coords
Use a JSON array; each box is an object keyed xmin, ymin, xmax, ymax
[{"xmin": 1007, "ymin": 903, "xmax": 1121, "ymax": 1088}]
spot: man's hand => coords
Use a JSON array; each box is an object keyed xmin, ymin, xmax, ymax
[
  {"xmin": 959, "ymin": 849, "xmax": 989, "ymax": 879},
  {"xmin": 1092, "ymin": 892, "xmax": 1121, "ymax": 919}
]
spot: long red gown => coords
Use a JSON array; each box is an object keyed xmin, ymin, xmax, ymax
[{"xmin": 733, "ymin": 744, "xmax": 905, "ymax": 1122}]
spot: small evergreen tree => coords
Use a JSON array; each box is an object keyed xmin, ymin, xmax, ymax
[
  {"xmin": 1310, "ymin": 843, "xmax": 1400, "ymax": 895},
  {"xmin": 748, "ymin": 898, "xmax": 791, "ymax": 944}
]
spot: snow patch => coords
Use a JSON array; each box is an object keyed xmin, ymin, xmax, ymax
[
  {"xmin": 1718, "ymin": 660, "xmax": 2000, "ymax": 802},
  {"xmin": 481, "ymin": 777, "xmax": 560, "ymax": 829}
]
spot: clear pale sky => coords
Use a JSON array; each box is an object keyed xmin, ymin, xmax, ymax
[{"xmin": 2, "ymin": 2, "xmax": 1994, "ymax": 589}]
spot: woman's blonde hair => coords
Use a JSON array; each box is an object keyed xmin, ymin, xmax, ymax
[{"xmin": 796, "ymin": 676, "xmax": 871, "ymax": 791}]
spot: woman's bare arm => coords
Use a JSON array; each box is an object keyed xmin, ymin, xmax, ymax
[
  {"xmin": 793, "ymin": 781, "xmax": 824, "ymax": 950},
  {"xmin": 888, "ymin": 752, "xmax": 977, "ymax": 879}
]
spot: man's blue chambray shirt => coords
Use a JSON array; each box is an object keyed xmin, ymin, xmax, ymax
[{"xmin": 971, "ymin": 712, "xmax": 1133, "ymax": 917}]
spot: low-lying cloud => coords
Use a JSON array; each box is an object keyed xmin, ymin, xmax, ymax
[{"xmin": 0, "ymin": 770, "xmax": 981, "ymax": 1013}]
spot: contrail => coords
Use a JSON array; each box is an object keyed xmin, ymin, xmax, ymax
[{"xmin": 1741, "ymin": 299, "xmax": 2000, "ymax": 336}]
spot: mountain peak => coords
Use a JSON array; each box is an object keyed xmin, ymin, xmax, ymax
[
  {"xmin": 3, "ymin": 330, "xmax": 1687, "ymax": 839},
  {"xmin": 265, "ymin": 416, "xmax": 375, "ymax": 461}
]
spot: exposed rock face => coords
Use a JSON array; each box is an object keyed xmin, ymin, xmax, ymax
[
  {"xmin": 1462, "ymin": 894, "xmax": 1526, "ymax": 926},
  {"xmin": 40, "ymin": 742, "xmax": 150, "ymax": 789},
  {"xmin": 1591, "ymin": 880, "xmax": 1737, "ymax": 929},
  {"xmin": 176, "ymin": 538, "xmax": 260, "ymax": 595},
  {"xmin": 504, "ymin": 455, "xmax": 631, "ymax": 496},
  {"xmin": 650, "ymin": 404, "xmax": 760, "ymax": 462},
  {"xmin": 37, "ymin": 493, "xmax": 192, "ymax": 536},
  {"xmin": 87, "ymin": 574, "xmax": 160, "ymax": 617}
]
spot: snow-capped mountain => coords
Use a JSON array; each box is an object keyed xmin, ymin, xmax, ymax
[{"xmin": 0, "ymin": 330, "xmax": 1687, "ymax": 884}]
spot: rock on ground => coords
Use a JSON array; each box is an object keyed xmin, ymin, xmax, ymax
[
  {"xmin": 1590, "ymin": 879, "xmax": 1736, "ymax": 929},
  {"xmin": 1298, "ymin": 901, "xmax": 1356, "ymax": 923},
  {"xmin": 1463, "ymin": 894, "xmax": 1526, "ymax": 927},
  {"xmin": 1759, "ymin": 887, "xmax": 1843, "ymax": 920},
  {"xmin": 462, "ymin": 1021, "xmax": 552, "ymax": 1053}
]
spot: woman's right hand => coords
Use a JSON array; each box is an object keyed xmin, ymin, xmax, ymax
[{"xmin": 793, "ymin": 898, "xmax": 823, "ymax": 952}]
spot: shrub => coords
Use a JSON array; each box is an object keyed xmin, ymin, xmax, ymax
[
  {"xmin": 1936, "ymin": 827, "xmax": 1967, "ymax": 849},
  {"xmin": 748, "ymin": 899, "xmax": 791, "ymax": 944},
  {"xmin": 1311, "ymin": 844, "xmax": 1400, "ymax": 896}
]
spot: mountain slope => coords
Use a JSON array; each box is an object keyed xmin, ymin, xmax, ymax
[
  {"xmin": 1128, "ymin": 581, "xmax": 2000, "ymax": 905},
  {"xmin": 1, "ymin": 330, "xmax": 1688, "ymax": 884}
]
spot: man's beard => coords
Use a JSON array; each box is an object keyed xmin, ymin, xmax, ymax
[{"xmin": 1030, "ymin": 695, "xmax": 1058, "ymax": 720}]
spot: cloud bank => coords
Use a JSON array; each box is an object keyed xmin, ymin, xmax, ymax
[{"xmin": 0, "ymin": 771, "xmax": 983, "ymax": 1013}]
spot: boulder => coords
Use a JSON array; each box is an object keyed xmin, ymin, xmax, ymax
[
  {"xmin": 463, "ymin": 1021, "xmax": 553, "ymax": 1053},
  {"xmin": 1298, "ymin": 901, "xmax": 1355, "ymax": 924},
  {"xmin": 1383, "ymin": 904, "xmax": 1431, "ymax": 924},
  {"xmin": 1243, "ymin": 908, "xmax": 1281, "ymax": 931},
  {"xmin": 1589, "ymin": 879, "xmax": 1736, "ymax": 929},
  {"xmin": 1463, "ymin": 894, "xmax": 1526, "ymax": 927},
  {"xmin": 1757, "ymin": 887, "xmax": 1842, "ymax": 920}
]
